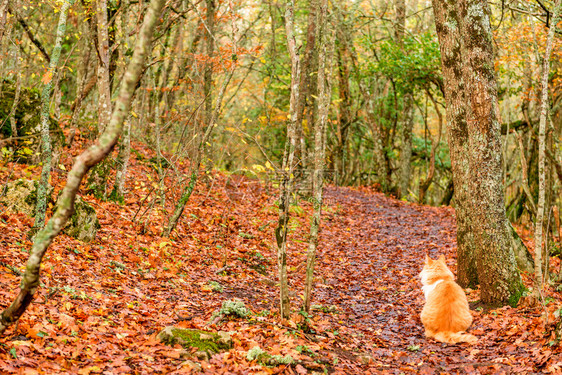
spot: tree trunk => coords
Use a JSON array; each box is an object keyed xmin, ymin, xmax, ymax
[
  {"xmin": 33, "ymin": 0, "xmax": 75, "ymax": 232},
  {"xmin": 457, "ymin": 0, "xmax": 523, "ymax": 305},
  {"xmin": 431, "ymin": 0, "xmax": 478, "ymax": 289},
  {"xmin": 8, "ymin": 42, "xmax": 22, "ymax": 138},
  {"xmin": 295, "ymin": 0, "xmax": 319, "ymax": 172},
  {"xmin": 398, "ymin": 94, "xmax": 414, "ymax": 198},
  {"xmin": 335, "ymin": 40, "xmax": 352, "ymax": 185},
  {"xmin": 419, "ymin": 91, "xmax": 443, "ymax": 204},
  {"xmin": 204, "ymin": 0, "xmax": 216, "ymax": 125},
  {"xmin": 534, "ymin": 0, "xmax": 561, "ymax": 294},
  {"xmin": 109, "ymin": 118, "xmax": 132, "ymax": 204},
  {"xmin": 0, "ymin": 0, "xmax": 8, "ymax": 43},
  {"xmin": 0, "ymin": 0, "xmax": 166, "ymax": 335},
  {"xmin": 69, "ymin": 28, "xmax": 93, "ymax": 143},
  {"xmin": 275, "ymin": 0, "xmax": 301, "ymax": 319},
  {"xmin": 395, "ymin": 0, "xmax": 413, "ymax": 199},
  {"xmin": 87, "ymin": 0, "xmax": 114, "ymax": 199},
  {"xmin": 303, "ymin": 0, "xmax": 333, "ymax": 314},
  {"xmin": 96, "ymin": 0, "xmax": 112, "ymax": 133}
]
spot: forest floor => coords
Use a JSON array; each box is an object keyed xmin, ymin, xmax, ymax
[{"xmin": 1, "ymin": 141, "xmax": 562, "ymax": 374}]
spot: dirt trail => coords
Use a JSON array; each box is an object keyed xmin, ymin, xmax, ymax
[{"xmin": 313, "ymin": 187, "xmax": 553, "ymax": 374}]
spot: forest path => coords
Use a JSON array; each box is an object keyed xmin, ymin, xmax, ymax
[{"xmin": 312, "ymin": 187, "xmax": 545, "ymax": 374}]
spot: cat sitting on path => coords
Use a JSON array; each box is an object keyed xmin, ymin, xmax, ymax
[{"xmin": 419, "ymin": 255, "xmax": 477, "ymax": 345}]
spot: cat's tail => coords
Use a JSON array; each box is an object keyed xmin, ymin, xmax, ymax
[{"xmin": 433, "ymin": 331, "xmax": 477, "ymax": 345}]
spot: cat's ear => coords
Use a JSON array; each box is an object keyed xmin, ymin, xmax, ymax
[
  {"xmin": 425, "ymin": 254, "xmax": 430, "ymax": 264},
  {"xmin": 438, "ymin": 255, "xmax": 446, "ymax": 262}
]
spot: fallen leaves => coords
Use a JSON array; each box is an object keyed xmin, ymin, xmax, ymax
[{"xmin": 1, "ymin": 144, "xmax": 561, "ymax": 373}]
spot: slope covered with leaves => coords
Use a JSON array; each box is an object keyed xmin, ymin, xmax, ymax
[{"xmin": 0, "ymin": 140, "xmax": 561, "ymax": 374}]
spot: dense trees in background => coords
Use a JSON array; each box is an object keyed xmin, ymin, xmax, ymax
[{"xmin": 0, "ymin": 0, "xmax": 560, "ymax": 320}]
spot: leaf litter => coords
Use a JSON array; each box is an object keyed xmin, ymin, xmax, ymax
[{"xmin": 0, "ymin": 140, "xmax": 561, "ymax": 374}]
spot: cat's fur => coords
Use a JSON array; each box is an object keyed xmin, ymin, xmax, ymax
[{"xmin": 419, "ymin": 255, "xmax": 477, "ymax": 344}]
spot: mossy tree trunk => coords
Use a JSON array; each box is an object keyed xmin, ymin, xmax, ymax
[
  {"xmin": 109, "ymin": 118, "xmax": 132, "ymax": 204},
  {"xmin": 0, "ymin": 0, "xmax": 8, "ymax": 43},
  {"xmin": 534, "ymin": 0, "xmax": 561, "ymax": 294},
  {"xmin": 398, "ymin": 94, "xmax": 413, "ymax": 198},
  {"xmin": 274, "ymin": 0, "xmax": 301, "ymax": 320},
  {"xmin": 0, "ymin": 0, "xmax": 166, "ymax": 335},
  {"xmin": 295, "ymin": 0, "xmax": 318, "ymax": 172},
  {"xmin": 303, "ymin": 0, "xmax": 333, "ymax": 313},
  {"xmin": 458, "ymin": 0, "xmax": 524, "ymax": 305},
  {"xmin": 419, "ymin": 91, "xmax": 443, "ymax": 204},
  {"xmin": 87, "ymin": 0, "xmax": 114, "ymax": 199},
  {"xmin": 431, "ymin": 0, "xmax": 478, "ymax": 289},
  {"xmin": 33, "ymin": 0, "xmax": 75, "ymax": 232},
  {"xmin": 395, "ymin": 0, "xmax": 413, "ymax": 199},
  {"xmin": 433, "ymin": 0, "xmax": 525, "ymax": 305},
  {"xmin": 335, "ymin": 34, "xmax": 352, "ymax": 185},
  {"xmin": 8, "ymin": 40, "xmax": 22, "ymax": 138}
]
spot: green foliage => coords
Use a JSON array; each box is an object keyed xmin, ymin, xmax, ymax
[
  {"xmin": 411, "ymin": 136, "xmax": 451, "ymax": 170},
  {"xmin": 370, "ymin": 33, "xmax": 442, "ymax": 93},
  {"xmin": 296, "ymin": 345, "xmax": 316, "ymax": 356},
  {"xmin": 507, "ymin": 281, "xmax": 525, "ymax": 308}
]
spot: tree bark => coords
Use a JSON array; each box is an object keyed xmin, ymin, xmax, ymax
[
  {"xmin": 303, "ymin": 0, "xmax": 333, "ymax": 314},
  {"xmin": 109, "ymin": 118, "xmax": 132, "ymax": 204},
  {"xmin": 418, "ymin": 91, "xmax": 443, "ymax": 204},
  {"xmin": 96, "ymin": 0, "xmax": 112, "ymax": 133},
  {"xmin": 395, "ymin": 0, "xmax": 414, "ymax": 199},
  {"xmin": 295, "ymin": 0, "xmax": 319, "ymax": 171},
  {"xmin": 0, "ymin": 0, "xmax": 8, "ymax": 45},
  {"xmin": 534, "ymin": 0, "xmax": 561, "ymax": 294},
  {"xmin": 431, "ymin": 0, "xmax": 478, "ymax": 288},
  {"xmin": 33, "ymin": 0, "xmax": 76, "ymax": 232},
  {"xmin": 87, "ymin": 0, "xmax": 114, "ymax": 199},
  {"xmin": 335, "ymin": 38, "xmax": 352, "ymax": 185},
  {"xmin": 457, "ymin": 0, "xmax": 523, "ymax": 305},
  {"xmin": 8, "ymin": 43, "xmax": 22, "ymax": 138},
  {"xmin": 275, "ymin": 0, "xmax": 301, "ymax": 319},
  {"xmin": 0, "ymin": 0, "xmax": 166, "ymax": 335},
  {"xmin": 69, "ymin": 28, "xmax": 93, "ymax": 141},
  {"xmin": 204, "ymin": 0, "xmax": 216, "ymax": 125},
  {"xmin": 398, "ymin": 94, "xmax": 414, "ymax": 198}
]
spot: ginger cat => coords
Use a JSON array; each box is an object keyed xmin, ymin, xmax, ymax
[{"xmin": 419, "ymin": 255, "xmax": 477, "ymax": 344}]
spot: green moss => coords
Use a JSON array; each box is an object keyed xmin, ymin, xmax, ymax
[
  {"xmin": 508, "ymin": 281, "xmax": 526, "ymax": 308},
  {"xmin": 169, "ymin": 329, "xmax": 230, "ymax": 355},
  {"xmin": 87, "ymin": 160, "xmax": 113, "ymax": 199},
  {"xmin": 108, "ymin": 189, "xmax": 125, "ymax": 205},
  {"xmin": 63, "ymin": 196, "xmax": 100, "ymax": 242}
]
